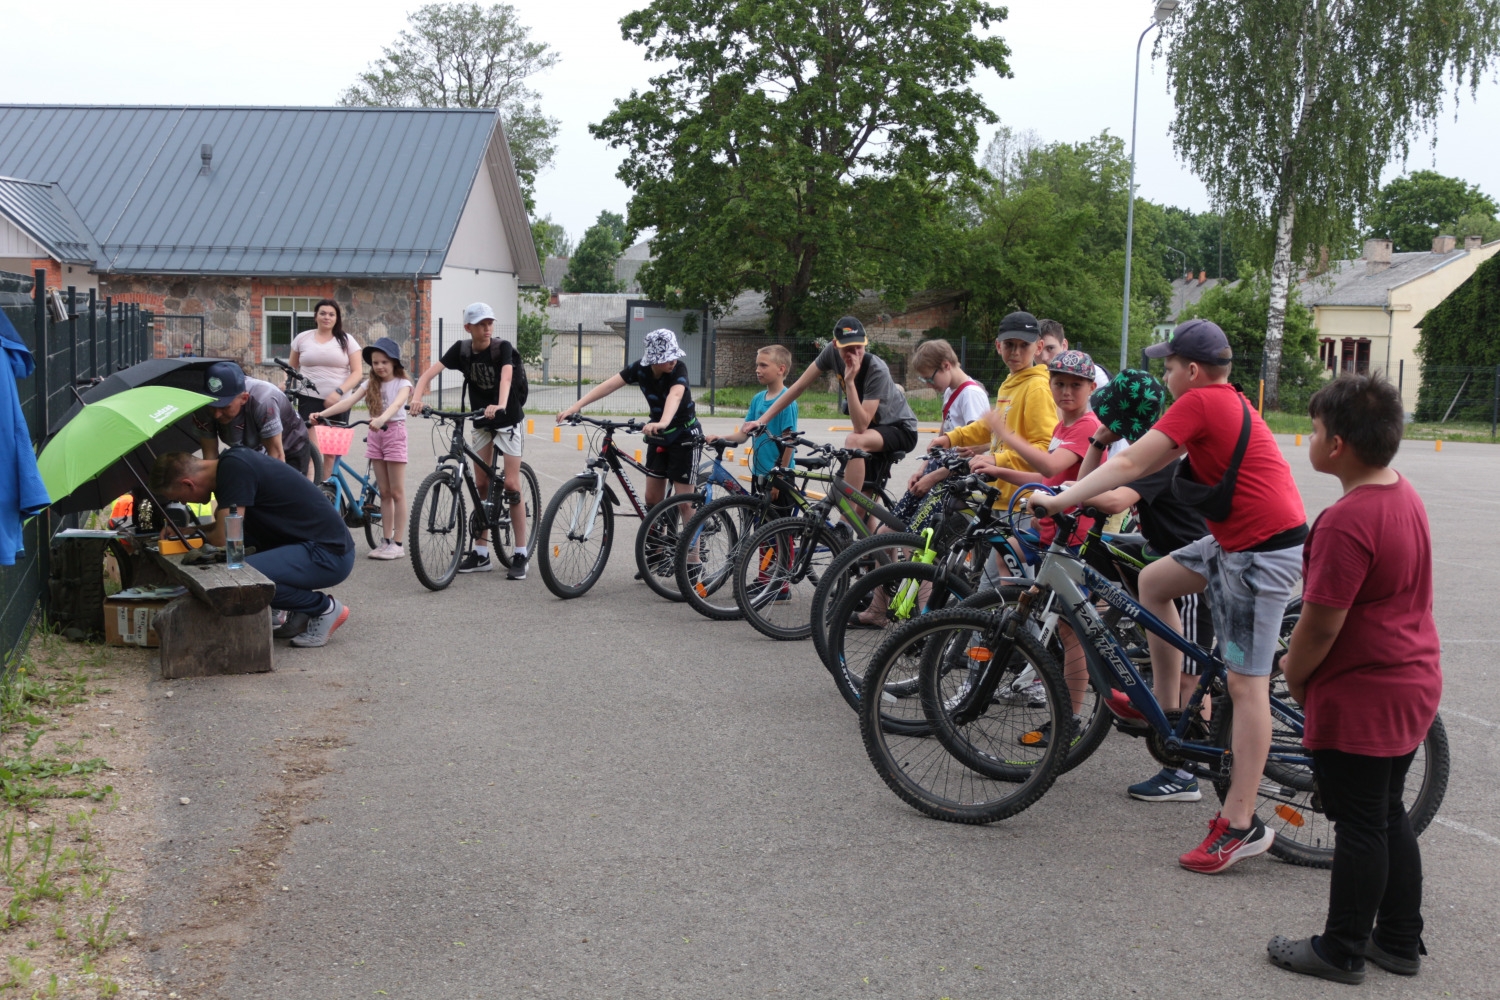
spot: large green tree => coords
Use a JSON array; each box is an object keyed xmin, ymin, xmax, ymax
[
  {"xmin": 562, "ymin": 212, "xmax": 629, "ymax": 293},
  {"xmin": 1366, "ymin": 170, "xmax": 1499, "ymax": 252},
  {"xmin": 340, "ymin": 2, "xmax": 559, "ymax": 207},
  {"xmin": 591, "ymin": 0, "xmax": 1010, "ymax": 338},
  {"xmin": 1162, "ymin": 0, "xmax": 1500, "ymax": 407}
]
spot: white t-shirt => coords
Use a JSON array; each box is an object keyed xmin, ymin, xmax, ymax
[
  {"xmin": 353, "ymin": 376, "xmax": 413, "ymax": 422},
  {"xmin": 941, "ymin": 379, "xmax": 991, "ymax": 432},
  {"xmin": 292, "ymin": 329, "xmax": 362, "ymax": 397}
]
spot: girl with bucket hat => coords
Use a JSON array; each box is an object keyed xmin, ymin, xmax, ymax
[
  {"xmin": 558, "ymin": 328, "xmax": 702, "ymax": 510},
  {"xmin": 310, "ymin": 337, "xmax": 413, "ymax": 559}
]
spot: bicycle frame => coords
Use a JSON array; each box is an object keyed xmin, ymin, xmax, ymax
[{"xmin": 430, "ymin": 411, "xmax": 514, "ymax": 534}]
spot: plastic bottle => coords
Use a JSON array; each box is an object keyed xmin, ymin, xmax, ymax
[{"xmin": 224, "ymin": 506, "xmax": 245, "ymax": 570}]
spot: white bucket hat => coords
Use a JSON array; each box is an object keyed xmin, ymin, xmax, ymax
[{"xmin": 641, "ymin": 328, "xmax": 686, "ymax": 366}]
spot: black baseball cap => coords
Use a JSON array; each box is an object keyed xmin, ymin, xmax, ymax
[
  {"xmin": 203, "ymin": 361, "xmax": 247, "ymax": 407},
  {"xmin": 995, "ymin": 311, "xmax": 1040, "ymax": 343},
  {"xmin": 1144, "ymin": 318, "xmax": 1233, "ymax": 364},
  {"xmin": 831, "ymin": 316, "xmax": 867, "ymax": 346}
]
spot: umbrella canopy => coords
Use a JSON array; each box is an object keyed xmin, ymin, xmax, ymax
[
  {"xmin": 37, "ymin": 386, "xmax": 214, "ymax": 515},
  {"xmin": 51, "ymin": 357, "xmax": 228, "ymax": 451}
]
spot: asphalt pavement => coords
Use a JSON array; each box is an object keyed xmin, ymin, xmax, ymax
[{"xmin": 142, "ymin": 415, "xmax": 1500, "ymax": 1000}]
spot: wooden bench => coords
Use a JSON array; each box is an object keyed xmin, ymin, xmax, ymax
[{"xmin": 145, "ymin": 550, "xmax": 276, "ymax": 679}]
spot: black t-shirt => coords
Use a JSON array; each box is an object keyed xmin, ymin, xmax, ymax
[
  {"xmin": 215, "ymin": 449, "xmax": 352, "ymax": 555},
  {"xmin": 442, "ymin": 338, "xmax": 521, "ymax": 426},
  {"xmin": 1130, "ymin": 460, "xmax": 1210, "ymax": 555},
  {"xmin": 620, "ymin": 360, "xmax": 697, "ymax": 440}
]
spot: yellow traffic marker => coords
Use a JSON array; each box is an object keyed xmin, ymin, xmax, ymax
[
  {"xmin": 577, "ymin": 433, "xmax": 585, "ymax": 450},
  {"xmin": 526, "ymin": 418, "xmax": 535, "ymax": 434},
  {"xmin": 552, "ymin": 426, "xmax": 561, "ymax": 443},
  {"xmin": 1436, "ymin": 439, "xmax": 1443, "ymax": 452},
  {"xmin": 1294, "ymin": 434, "xmax": 1301, "ymax": 446},
  {"xmin": 740, "ymin": 455, "xmax": 749, "ymax": 467},
  {"xmin": 725, "ymin": 448, "xmax": 734, "ymax": 462},
  {"xmin": 635, "ymin": 449, "xmax": 643, "ymax": 462}
]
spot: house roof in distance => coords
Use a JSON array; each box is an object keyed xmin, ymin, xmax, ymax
[
  {"xmin": 0, "ymin": 176, "xmax": 99, "ymax": 265},
  {"xmin": 1299, "ymin": 246, "xmax": 1481, "ymax": 308},
  {"xmin": 0, "ymin": 105, "xmax": 540, "ymax": 281}
]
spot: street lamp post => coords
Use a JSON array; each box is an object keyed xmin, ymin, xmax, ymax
[{"xmin": 1120, "ymin": 0, "xmax": 1181, "ymax": 372}]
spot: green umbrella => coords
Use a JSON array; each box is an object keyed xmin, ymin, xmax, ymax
[{"xmin": 37, "ymin": 386, "xmax": 214, "ymax": 510}]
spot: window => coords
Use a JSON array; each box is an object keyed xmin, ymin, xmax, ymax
[
  {"xmin": 1318, "ymin": 338, "xmax": 1337, "ymax": 372},
  {"xmin": 1339, "ymin": 338, "xmax": 1371, "ymax": 375},
  {"xmin": 570, "ymin": 345, "xmax": 593, "ymax": 366},
  {"xmin": 263, "ymin": 297, "xmax": 322, "ymax": 359}
]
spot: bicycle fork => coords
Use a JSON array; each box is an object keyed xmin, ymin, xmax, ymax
[{"xmin": 566, "ymin": 470, "xmax": 609, "ymax": 543}]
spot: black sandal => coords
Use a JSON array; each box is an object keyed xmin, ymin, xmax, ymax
[{"xmin": 1267, "ymin": 935, "xmax": 1365, "ymax": 985}]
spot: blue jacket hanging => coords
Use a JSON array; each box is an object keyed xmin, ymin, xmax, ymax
[{"xmin": 0, "ymin": 308, "xmax": 50, "ymax": 566}]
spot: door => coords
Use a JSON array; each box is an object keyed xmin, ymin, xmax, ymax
[{"xmin": 625, "ymin": 300, "xmax": 709, "ymax": 384}]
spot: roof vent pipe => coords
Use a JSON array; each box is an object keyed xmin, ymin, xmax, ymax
[{"xmin": 200, "ymin": 144, "xmax": 213, "ymax": 175}]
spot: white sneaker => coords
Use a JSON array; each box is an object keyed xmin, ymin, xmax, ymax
[
  {"xmin": 379, "ymin": 542, "xmax": 405, "ymax": 560},
  {"xmin": 368, "ymin": 539, "xmax": 390, "ymax": 559}
]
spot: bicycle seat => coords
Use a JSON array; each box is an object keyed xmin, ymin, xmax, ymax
[
  {"xmin": 798, "ymin": 456, "xmax": 831, "ymax": 470},
  {"xmin": 888, "ymin": 450, "xmax": 908, "ymax": 464},
  {"xmin": 1104, "ymin": 532, "xmax": 1149, "ymax": 561}
]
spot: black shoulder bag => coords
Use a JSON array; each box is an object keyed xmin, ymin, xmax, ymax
[{"xmin": 1169, "ymin": 397, "xmax": 1250, "ymax": 522}]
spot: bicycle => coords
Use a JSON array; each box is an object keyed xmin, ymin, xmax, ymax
[
  {"xmin": 271, "ymin": 358, "xmax": 328, "ymax": 481},
  {"xmin": 307, "ymin": 419, "xmax": 383, "ymax": 551},
  {"xmin": 408, "ymin": 407, "xmax": 540, "ymax": 591},
  {"xmin": 536, "ymin": 414, "xmax": 659, "ymax": 599},
  {"xmin": 860, "ymin": 486, "xmax": 1450, "ymax": 865},
  {"xmin": 634, "ymin": 437, "xmax": 750, "ymax": 602},
  {"xmin": 730, "ymin": 441, "xmax": 909, "ymax": 641}
]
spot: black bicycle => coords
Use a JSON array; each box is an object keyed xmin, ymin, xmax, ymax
[{"xmin": 408, "ymin": 407, "xmax": 540, "ymax": 591}]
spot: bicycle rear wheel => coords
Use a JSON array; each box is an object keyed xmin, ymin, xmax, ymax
[
  {"xmin": 825, "ymin": 560, "xmax": 972, "ymax": 712},
  {"xmin": 537, "ymin": 476, "xmax": 614, "ymax": 599},
  {"xmin": 675, "ymin": 495, "xmax": 776, "ymax": 621},
  {"xmin": 811, "ymin": 532, "xmax": 922, "ymax": 673},
  {"xmin": 636, "ymin": 493, "xmax": 704, "ymax": 602},
  {"xmin": 409, "ymin": 468, "xmax": 466, "ymax": 591},
  {"xmin": 490, "ymin": 462, "xmax": 541, "ymax": 568},
  {"xmin": 733, "ymin": 517, "xmax": 846, "ymax": 641},
  {"xmin": 859, "ymin": 608, "xmax": 1071, "ymax": 824}
]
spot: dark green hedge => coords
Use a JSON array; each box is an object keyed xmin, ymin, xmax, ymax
[{"xmin": 1418, "ymin": 253, "xmax": 1500, "ymax": 367}]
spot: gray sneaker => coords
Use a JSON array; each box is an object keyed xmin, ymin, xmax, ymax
[
  {"xmin": 290, "ymin": 598, "xmax": 349, "ymax": 648},
  {"xmin": 506, "ymin": 552, "xmax": 528, "ymax": 580},
  {"xmin": 272, "ymin": 610, "xmax": 310, "ymax": 639}
]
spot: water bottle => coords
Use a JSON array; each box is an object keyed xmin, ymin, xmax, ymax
[{"xmin": 224, "ymin": 505, "xmax": 245, "ymax": 570}]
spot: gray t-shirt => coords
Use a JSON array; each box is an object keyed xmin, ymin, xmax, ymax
[
  {"xmin": 815, "ymin": 343, "xmax": 917, "ymax": 430},
  {"xmin": 194, "ymin": 376, "xmax": 309, "ymax": 456}
]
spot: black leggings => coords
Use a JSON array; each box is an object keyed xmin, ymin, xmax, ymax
[{"xmin": 1312, "ymin": 748, "xmax": 1423, "ymax": 966}]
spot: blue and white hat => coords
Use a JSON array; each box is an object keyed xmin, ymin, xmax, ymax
[{"xmin": 641, "ymin": 328, "xmax": 686, "ymax": 366}]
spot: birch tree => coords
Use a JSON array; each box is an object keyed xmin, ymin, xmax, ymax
[{"xmin": 1162, "ymin": 0, "xmax": 1499, "ymax": 406}]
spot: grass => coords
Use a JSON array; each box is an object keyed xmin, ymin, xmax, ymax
[{"xmin": 1261, "ymin": 409, "xmax": 1498, "ymax": 442}]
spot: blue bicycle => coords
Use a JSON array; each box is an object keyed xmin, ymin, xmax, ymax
[
  {"xmin": 859, "ymin": 485, "xmax": 1450, "ymax": 867},
  {"xmin": 312, "ymin": 419, "xmax": 383, "ymax": 551},
  {"xmin": 635, "ymin": 437, "xmax": 750, "ymax": 601}
]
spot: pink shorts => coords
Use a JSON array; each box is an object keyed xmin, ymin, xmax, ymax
[{"xmin": 365, "ymin": 422, "xmax": 408, "ymax": 463}]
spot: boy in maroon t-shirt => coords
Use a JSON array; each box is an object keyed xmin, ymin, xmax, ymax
[
  {"xmin": 1267, "ymin": 374, "xmax": 1441, "ymax": 985},
  {"xmin": 1034, "ymin": 319, "xmax": 1306, "ymax": 874}
]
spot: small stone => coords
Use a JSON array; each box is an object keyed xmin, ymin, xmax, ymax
[
  {"xmin": 281, "ymin": 886, "xmax": 290, "ymax": 892},
  {"xmin": 179, "ymin": 797, "xmax": 191, "ymax": 806},
  {"xmin": 165, "ymin": 691, "xmax": 174, "ymax": 698},
  {"xmin": 26, "ymin": 821, "xmax": 40, "ymax": 831}
]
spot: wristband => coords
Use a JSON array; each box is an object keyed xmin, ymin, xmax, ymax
[
  {"xmin": 1087, "ymin": 437, "xmax": 1105, "ymax": 450},
  {"xmin": 335, "ymin": 388, "xmax": 345, "ymax": 397}
]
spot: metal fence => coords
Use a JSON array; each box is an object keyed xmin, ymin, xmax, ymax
[{"xmin": 0, "ymin": 270, "xmax": 155, "ymax": 662}]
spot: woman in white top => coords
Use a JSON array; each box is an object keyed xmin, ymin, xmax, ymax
[{"xmin": 289, "ymin": 299, "xmax": 363, "ymax": 419}]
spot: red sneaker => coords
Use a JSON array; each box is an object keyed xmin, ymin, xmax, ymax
[
  {"xmin": 1105, "ymin": 688, "xmax": 1146, "ymax": 722},
  {"xmin": 1179, "ymin": 812, "xmax": 1274, "ymax": 874}
]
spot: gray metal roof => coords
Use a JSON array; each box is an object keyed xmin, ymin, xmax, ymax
[
  {"xmin": 1299, "ymin": 249, "xmax": 1475, "ymax": 307},
  {"xmin": 0, "ymin": 105, "xmax": 538, "ymax": 280},
  {"xmin": 0, "ymin": 176, "xmax": 98, "ymax": 264},
  {"xmin": 532, "ymin": 292, "xmax": 634, "ymax": 333}
]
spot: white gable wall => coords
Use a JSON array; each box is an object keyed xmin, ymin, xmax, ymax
[{"xmin": 433, "ymin": 161, "xmax": 519, "ymax": 358}]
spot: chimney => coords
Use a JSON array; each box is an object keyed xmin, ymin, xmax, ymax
[
  {"xmin": 1465, "ymin": 235, "xmax": 1484, "ymax": 251},
  {"xmin": 1432, "ymin": 234, "xmax": 1456, "ymax": 255},
  {"xmin": 199, "ymin": 143, "xmax": 213, "ymax": 175},
  {"xmin": 1197, "ymin": 270, "xmax": 1207, "ymax": 285},
  {"xmin": 1364, "ymin": 238, "xmax": 1392, "ymax": 274}
]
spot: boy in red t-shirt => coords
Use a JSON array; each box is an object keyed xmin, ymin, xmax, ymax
[
  {"xmin": 1267, "ymin": 374, "xmax": 1441, "ymax": 985},
  {"xmin": 1034, "ymin": 320, "xmax": 1306, "ymax": 874}
]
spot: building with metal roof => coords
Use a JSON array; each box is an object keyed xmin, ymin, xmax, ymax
[
  {"xmin": 1298, "ymin": 235, "xmax": 1500, "ymax": 409},
  {"xmin": 0, "ymin": 105, "xmax": 540, "ymax": 373}
]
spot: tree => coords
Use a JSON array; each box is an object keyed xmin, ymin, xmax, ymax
[
  {"xmin": 562, "ymin": 212, "xmax": 628, "ymax": 293},
  {"xmin": 1162, "ymin": 0, "xmax": 1500, "ymax": 407},
  {"xmin": 339, "ymin": 2, "xmax": 559, "ymax": 206},
  {"xmin": 1366, "ymin": 170, "xmax": 1499, "ymax": 251},
  {"xmin": 531, "ymin": 215, "xmax": 572, "ymax": 259},
  {"xmin": 1179, "ymin": 275, "xmax": 1322, "ymax": 411},
  {"xmin": 591, "ymin": 1, "xmax": 1010, "ymax": 339}
]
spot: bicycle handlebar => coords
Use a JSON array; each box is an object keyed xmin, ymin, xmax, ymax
[
  {"xmin": 563, "ymin": 413, "xmax": 646, "ymax": 433},
  {"xmin": 419, "ymin": 406, "xmax": 486, "ymax": 421}
]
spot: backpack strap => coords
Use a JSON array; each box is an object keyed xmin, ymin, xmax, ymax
[{"xmin": 942, "ymin": 380, "xmax": 980, "ymax": 421}]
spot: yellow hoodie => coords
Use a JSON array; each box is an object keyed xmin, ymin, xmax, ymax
[{"xmin": 946, "ymin": 362, "xmax": 1058, "ymax": 505}]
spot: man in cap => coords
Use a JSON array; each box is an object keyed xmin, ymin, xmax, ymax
[
  {"xmin": 195, "ymin": 360, "xmax": 312, "ymax": 474},
  {"xmin": 747, "ymin": 316, "xmax": 918, "ymax": 497}
]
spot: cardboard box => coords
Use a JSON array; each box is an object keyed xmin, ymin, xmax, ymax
[{"xmin": 103, "ymin": 598, "xmax": 170, "ymax": 648}]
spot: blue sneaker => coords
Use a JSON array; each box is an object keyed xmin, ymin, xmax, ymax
[{"xmin": 1129, "ymin": 767, "xmax": 1202, "ymax": 802}]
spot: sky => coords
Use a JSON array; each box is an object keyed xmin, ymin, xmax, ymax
[{"xmin": 3, "ymin": 0, "xmax": 1497, "ymax": 247}]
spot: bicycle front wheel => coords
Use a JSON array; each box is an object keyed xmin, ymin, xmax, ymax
[
  {"xmin": 635, "ymin": 492, "xmax": 704, "ymax": 602},
  {"xmin": 409, "ymin": 468, "xmax": 466, "ymax": 591},
  {"xmin": 733, "ymin": 516, "xmax": 846, "ymax": 641},
  {"xmin": 538, "ymin": 476, "xmax": 614, "ymax": 599},
  {"xmin": 676, "ymin": 495, "xmax": 776, "ymax": 621},
  {"xmin": 860, "ymin": 608, "xmax": 1071, "ymax": 824},
  {"xmin": 811, "ymin": 532, "xmax": 923, "ymax": 674}
]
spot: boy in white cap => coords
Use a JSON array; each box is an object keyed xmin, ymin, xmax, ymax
[
  {"xmin": 558, "ymin": 328, "xmax": 699, "ymax": 509},
  {"xmin": 409, "ymin": 302, "xmax": 530, "ymax": 579}
]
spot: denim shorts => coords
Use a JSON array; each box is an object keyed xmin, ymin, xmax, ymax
[{"xmin": 1170, "ymin": 534, "xmax": 1302, "ymax": 677}]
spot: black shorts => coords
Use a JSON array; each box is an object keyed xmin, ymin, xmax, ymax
[
  {"xmin": 863, "ymin": 422, "xmax": 919, "ymax": 490},
  {"xmin": 644, "ymin": 433, "xmax": 699, "ymax": 485},
  {"xmin": 1177, "ymin": 591, "xmax": 1216, "ymax": 675}
]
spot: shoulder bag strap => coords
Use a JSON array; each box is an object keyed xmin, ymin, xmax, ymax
[{"xmin": 942, "ymin": 380, "xmax": 980, "ymax": 421}]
